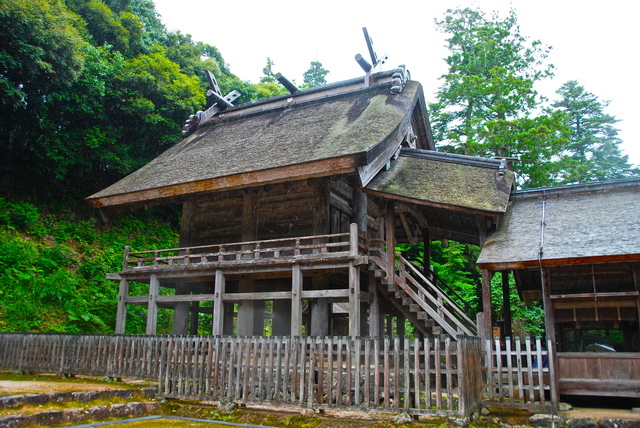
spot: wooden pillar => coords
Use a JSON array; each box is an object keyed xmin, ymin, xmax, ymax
[
  {"xmin": 385, "ymin": 203, "xmax": 395, "ymax": 285},
  {"xmin": 291, "ymin": 264, "xmax": 303, "ymax": 336},
  {"xmin": 189, "ymin": 302, "xmax": 199, "ymax": 334},
  {"xmin": 115, "ymin": 278, "xmax": 129, "ymax": 335},
  {"xmin": 212, "ymin": 270, "xmax": 225, "ymax": 336},
  {"xmin": 502, "ymin": 270, "xmax": 512, "ymax": 338},
  {"xmin": 237, "ymin": 190, "xmax": 263, "ymax": 336},
  {"xmin": 172, "ymin": 282, "xmax": 189, "ymax": 335},
  {"xmin": 541, "ymin": 267, "xmax": 559, "ymax": 408},
  {"xmin": 311, "ymin": 299, "xmax": 330, "ymax": 336},
  {"xmin": 273, "ymin": 299, "xmax": 292, "ymax": 336},
  {"xmin": 223, "ymin": 302, "xmax": 235, "ymax": 335},
  {"xmin": 348, "ymin": 262, "xmax": 360, "ymax": 338},
  {"xmin": 146, "ymin": 274, "xmax": 159, "ymax": 335},
  {"xmin": 481, "ymin": 269, "xmax": 493, "ymax": 339},
  {"xmin": 354, "ymin": 189, "xmax": 368, "ymax": 233},
  {"xmin": 369, "ymin": 273, "xmax": 380, "ymax": 338},
  {"xmin": 633, "ymin": 264, "xmax": 640, "ymax": 332}
]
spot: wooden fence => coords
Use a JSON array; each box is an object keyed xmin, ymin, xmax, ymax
[
  {"xmin": 0, "ymin": 334, "xmax": 482, "ymax": 416},
  {"xmin": 482, "ymin": 336, "xmax": 557, "ymax": 410},
  {"xmin": 0, "ymin": 333, "xmax": 164, "ymax": 380},
  {"xmin": 0, "ymin": 334, "xmax": 557, "ymax": 413}
]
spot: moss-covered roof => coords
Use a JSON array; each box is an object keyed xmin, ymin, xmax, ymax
[
  {"xmin": 477, "ymin": 179, "xmax": 640, "ymax": 268},
  {"xmin": 365, "ymin": 150, "xmax": 515, "ymax": 214},
  {"xmin": 88, "ymin": 80, "xmax": 425, "ymax": 203}
]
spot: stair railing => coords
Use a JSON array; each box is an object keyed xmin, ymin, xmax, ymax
[{"xmin": 396, "ymin": 253, "xmax": 477, "ymax": 336}]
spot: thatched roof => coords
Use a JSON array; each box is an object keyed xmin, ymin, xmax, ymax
[
  {"xmin": 477, "ymin": 179, "xmax": 640, "ymax": 269},
  {"xmin": 365, "ymin": 150, "xmax": 515, "ymax": 215},
  {"xmin": 88, "ymin": 76, "xmax": 431, "ymax": 208}
]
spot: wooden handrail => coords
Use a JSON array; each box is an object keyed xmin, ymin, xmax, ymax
[{"xmin": 123, "ymin": 225, "xmax": 362, "ymax": 269}]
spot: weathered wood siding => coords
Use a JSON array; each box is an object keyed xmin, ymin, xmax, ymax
[{"xmin": 557, "ymin": 352, "xmax": 640, "ymax": 397}]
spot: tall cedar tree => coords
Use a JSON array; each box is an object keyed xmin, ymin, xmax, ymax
[
  {"xmin": 430, "ymin": 8, "xmax": 570, "ymax": 188},
  {"xmin": 552, "ymin": 80, "xmax": 638, "ymax": 183}
]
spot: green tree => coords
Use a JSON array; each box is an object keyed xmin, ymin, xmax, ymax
[
  {"xmin": 302, "ymin": 60, "xmax": 329, "ymax": 88},
  {"xmin": 261, "ymin": 57, "xmax": 276, "ymax": 83},
  {"xmin": 430, "ymin": 8, "xmax": 572, "ymax": 187},
  {"xmin": 552, "ymin": 80, "xmax": 638, "ymax": 182}
]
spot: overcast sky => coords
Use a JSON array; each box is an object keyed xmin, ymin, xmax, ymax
[{"xmin": 153, "ymin": 0, "xmax": 639, "ymax": 165}]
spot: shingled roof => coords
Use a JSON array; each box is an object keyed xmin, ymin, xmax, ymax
[
  {"xmin": 88, "ymin": 75, "xmax": 432, "ymax": 209},
  {"xmin": 477, "ymin": 179, "xmax": 640, "ymax": 269},
  {"xmin": 365, "ymin": 149, "xmax": 515, "ymax": 215}
]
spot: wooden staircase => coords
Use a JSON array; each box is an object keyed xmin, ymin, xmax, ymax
[{"xmin": 369, "ymin": 251, "xmax": 477, "ymax": 338}]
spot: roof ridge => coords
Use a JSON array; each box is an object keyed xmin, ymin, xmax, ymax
[{"xmin": 512, "ymin": 177, "xmax": 640, "ymax": 199}]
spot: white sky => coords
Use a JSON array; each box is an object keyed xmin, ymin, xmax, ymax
[{"xmin": 153, "ymin": 0, "xmax": 639, "ymax": 165}]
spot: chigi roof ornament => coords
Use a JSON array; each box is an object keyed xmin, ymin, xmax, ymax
[{"xmin": 181, "ymin": 70, "xmax": 241, "ymax": 138}]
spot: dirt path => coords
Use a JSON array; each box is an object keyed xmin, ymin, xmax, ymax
[{"xmin": 0, "ymin": 380, "xmax": 121, "ymax": 395}]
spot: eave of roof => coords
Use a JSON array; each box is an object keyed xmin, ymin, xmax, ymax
[
  {"xmin": 88, "ymin": 78, "xmax": 428, "ymax": 209},
  {"xmin": 364, "ymin": 149, "xmax": 515, "ymax": 215}
]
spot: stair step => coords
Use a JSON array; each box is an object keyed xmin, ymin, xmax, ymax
[
  {"xmin": 422, "ymin": 319, "xmax": 435, "ymax": 327},
  {"xmin": 374, "ymin": 269, "xmax": 384, "ymax": 277},
  {"xmin": 417, "ymin": 311, "xmax": 429, "ymax": 320},
  {"xmin": 394, "ymin": 290, "xmax": 406, "ymax": 300},
  {"xmin": 387, "ymin": 283, "xmax": 398, "ymax": 293},
  {"xmin": 432, "ymin": 326, "xmax": 442, "ymax": 335},
  {"xmin": 409, "ymin": 304, "xmax": 419, "ymax": 312},
  {"xmin": 402, "ymin": 297, "xmax": 412, "ymax": 306}
]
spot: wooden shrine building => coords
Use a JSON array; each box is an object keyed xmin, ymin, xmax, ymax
[
  {"xmin": 477, "ymin": 179, "xmax": 640, "ymax": 397},
  {"xmin": 88, "ymin": 61, "xmax": 514, "ymax": 340}
]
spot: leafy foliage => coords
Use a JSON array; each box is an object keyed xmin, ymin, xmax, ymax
[{"xmin": 0, "ymin": 197, "xmax": 178, "ymax": 333}]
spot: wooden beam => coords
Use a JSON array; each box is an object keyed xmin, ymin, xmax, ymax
[
  {"xmin": 224, "ymin": 291, "xmax": 292, "ymax": 301},
  {"xmin": 145, "ymin": 274, "xmax": 159, "ymax": 335},
  {"xmin": 291, "ymin": 264, "xmax": 303, "ymax": 337},
  {"xmin": 212, "ymin": 270, "xmax": 225, "ymax": 336},
  {"xmin": 115, "ymin": 278, "xmax": 129, "ymax": 335},
  {"xmin": 478, "ymin": 253, "xmax": 640, "ymax": 271}
]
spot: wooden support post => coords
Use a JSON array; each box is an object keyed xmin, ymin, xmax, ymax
[
  {"xmin": 212, "ymin": 270, "xmax": 225, "ymax": 336},
  {"xmin": 115, "ymin": 278, "xmax": 129, "ymax": 335},
  {"xmin": 311, "ymin": 299, "xmax": 330, "ymax": 337},
  {"xmin": 541, "ymin": 267, "xmax": 559, "ymax": 409},
  {"xmin": 172, "ymin": 282, "xmax": 189, "ymax": 335},
  {"xmin": 146, "ymin": 274, "xmax": 159, "ymax": 335},
  {"xmin": 502, "ymin": 270, "xmax": 512, "ymax": 338},
  {"xmin": 353, "ymin": 189, "xmax": 368, "ymax": 234},
  {"xmin": 369, "ymin": 279, "xmax": 380, "ymax": 338},
  {"xmin": 350, "ymin": 223, "xmax": 358, "ymax": 257},
  {"xmin": 273, "ymin": 299, "xmax": 292, "ymax": 336},
  {"xmin": 291, "ymin": 264, "xmax": 303, "ymax": 337},
  {"xmin": 385, "ymin": 203, "xmax": 395, "ymax": 286},
  {"xmin": 633, "ymin": 264, "xmax": 640, "ymax": 332},
  {"xmin": 348, "ymin": 262, "xmax": 360, "ymax": 338},
  {"xmin": 481, "ymin": 269, "xmax": 493, "ymax": 339},
  {"xmin": 189, "ymin": 302, "xmax": 200, "ymax": 334}
]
